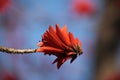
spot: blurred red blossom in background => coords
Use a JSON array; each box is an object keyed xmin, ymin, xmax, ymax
[
  {"xmin": 37, "ymin": 24, "xmax": 83, "ymax": 69},
  {"xmin": 2, "ymin": 71, "xmax": 17, "ymax": 80},
  {"xmin": 115, "ymin": 0, "xmax": 120, "ymax": 8},
  {"xmin": 106, "ymin": 72, "xmax": 120, "ymax": 80},
  {"xmin": 70, "ymin": 0, "xmax": 96, "ymax": 16},
  {"xmin": 0, "ymin": 0, "xmax": 12, "ymax": 13}
]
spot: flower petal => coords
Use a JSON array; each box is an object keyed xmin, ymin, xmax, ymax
[
  {"xmin": 70, "ymin": 55, "xmax": 77, "ymax": 63},
  {"xmin": 75, "ymin": 37, "xmax": 82, "ymax": 46},
  {"xmin": 42, "ymin": 32, "xmax": 59, "ymax": 48},
  {"xmin": 36, "ymin": 46, "xmax": 64, "ymax": 53},
  {"xmin": 52, "ymin": 57, "xmax": 67, "ymax": 69},
  {"xmin": 56, "ymin": 24, "xmax": 70, "ymax": 46},
  {"xmin": 66, "ymin": 52, "xmax": 74, "ymax": 56},
  {"xmin": 49, "ymin": 25, "xmax": 56, "ymax": 33},
  {"xmin": 37, "ymin": 42, "xmax": 43, "ymax": 47},
  {"xmin": 61, "ymin": 25, "xmax": 71, "ymax": 45},
  {"xmin": 69, "ymin": 32, "xmax": 76, "ymax": 47},
  {"xmin": 47, "ymin": 31, "xmax": 65, "ymax": 49},
  {"xmin": 48, "ymin": 25, "xmax": 66, "ymax": 49}
]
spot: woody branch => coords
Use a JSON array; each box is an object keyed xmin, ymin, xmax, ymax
[{"xmin": 0, "ymin": 46, "xmax": 36, "ymax": 54}]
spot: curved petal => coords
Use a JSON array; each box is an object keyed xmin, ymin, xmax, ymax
[
  {"xmin": 69, "ymin": 32, "xmax": 76, "ymax": 47},
  {"xmin": 75, "ymin": 37, "xmax": 82, "ymax": 46},
  {"xmin": 46, "ymin": 31, "xmax": 64, "ymax": 49},
  {"xmin": 36, "ymin": 46, "xmax": 64, "ymax": 53},
  {"xmin": 37, "ymin": 42, "xmax": 43, "ymax": 47},
  {"xmin": 48, "ymin": 25, "xmax": 66, "ymax": 49},
  {"xmin": 52, "ymin": 56, "xmax": 71, "ymax": 69},
  {"xmin": 56, "ymin": 24, "xmax": 71, "ymax": 46}
]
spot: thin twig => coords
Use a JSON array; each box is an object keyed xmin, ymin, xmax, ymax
[{"xmin": 0, "ymin": 46, "xmax": 36, "ymax": 54}]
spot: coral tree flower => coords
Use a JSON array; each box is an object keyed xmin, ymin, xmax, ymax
[
  {"xmin": 37, "ymin": 24, "xmax": 83, "ymax": 69},
  {"xmin": 0, "ymin": 0, "xmax": 11, "ymax": 13},
  {"xmin": 106, "ymin": 72, "xmax": 120, "ymax": 80},
  {"xmin": 2, "ymin": 72, "xmax": 17, "ymax": 80},
  {"xmin": 71, "ymin": 0, "xmax": 95, "ymax": 15}
]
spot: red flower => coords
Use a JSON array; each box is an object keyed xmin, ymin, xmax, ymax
[
  {"xmin": 0, "ymin": 0, "xmax": 11, "ymax": 12},
  {"xmin": 37, "ymin": 24, "xmax": 83, "ymax": 69},
  {"xmin": 2, "ymin": 72, "xmax": 17, "ymax": 80},
  {"xmin": 71, "ymin": 0, "xmax": 95, "ymax": 15},
  {"xmin": 106, "ymin": 72, "xmax": 120, "ymax": 80},
  {"xmin": 116, "ymin": 0, "xmax": 120, "ymax": 8}
]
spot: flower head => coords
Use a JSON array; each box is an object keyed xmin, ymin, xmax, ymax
[
  {"xmin": 2, "ymin": 71, "xmax": 17, "ymax": 80},
  {"xmin": 71, "ymin": 0, "xmax": 95, "ymax": 15},
  {"xmin": 37, "ymin": 24, "xmax": 83, "ymax": 69},
  {"xmin": 106, "ymin": 72, "xmax": 120, "ymax": 80},
  {"xmin": 0, "ymin": 0, "xmax": 11, "ymax": 13}
]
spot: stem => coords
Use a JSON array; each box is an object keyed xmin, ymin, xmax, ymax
[{"xmin": 0, "ymin": 46, "xmax": 36, "ymax": 54}]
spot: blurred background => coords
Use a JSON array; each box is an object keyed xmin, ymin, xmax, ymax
[{"xmin": 0, "ymin": 0, "xmax": 120, "ymax": 80}]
